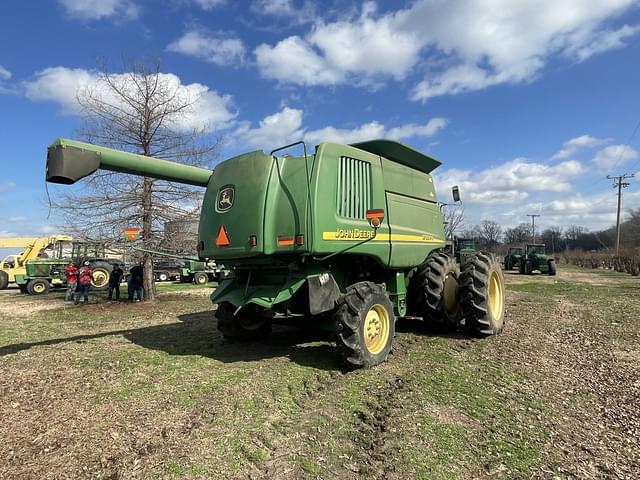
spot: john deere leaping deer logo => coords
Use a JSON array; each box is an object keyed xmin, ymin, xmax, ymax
[{"xmin": 217, "ymin": 186, "xmax": 235, "ymax": 212}]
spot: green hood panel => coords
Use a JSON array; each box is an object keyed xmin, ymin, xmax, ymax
[
  {"xmin": 211, "ymin": 276, "xmax": 307, "ymax": 309},
  {"xmin": 210, "ymin": 265, "xmax": 335, "ymax": 310}
]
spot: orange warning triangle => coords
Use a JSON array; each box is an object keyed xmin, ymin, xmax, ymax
[{"xmin": 216, "ymin": 225, "xmax": 231, "ymax": 247}]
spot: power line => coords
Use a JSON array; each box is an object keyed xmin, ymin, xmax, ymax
[{"xmin": 606, "ymin": 173, "xmax": 634, "ymax": 256}]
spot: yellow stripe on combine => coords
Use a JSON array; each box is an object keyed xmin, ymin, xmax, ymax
[{"xmin": 322, "ymin": 231, "xmax": 445, "ymax": 243}]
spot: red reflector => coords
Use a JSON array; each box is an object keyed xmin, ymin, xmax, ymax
[
  {"xmin": 216, "ymin": 225, "xmax": 231, "ymax": 247},
  {"xmin": 196, "ymin": 241, "xmax": 204, "ymax": 252},
  {"xmin": 295, "ymin": 234, "xmax": 304, "ymax": 246},
  {"xmin": 249, "ymin": 235, "xmax": 257, "ymax": 247},
  {"xmin": 277, "ymin": 236, "xmax": 294, "ymax": 246}
]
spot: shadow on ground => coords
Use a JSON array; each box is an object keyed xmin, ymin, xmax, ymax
[{"xmin": 0, "ymin": 310, "xmax": 474, "ymax": 370}]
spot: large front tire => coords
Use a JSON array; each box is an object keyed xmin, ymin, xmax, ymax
[
  {"xmin": 408, "ymin": 253, "xmax": 461, "ymax": 331},
  {"xmin": 0, "ymin": 271, "xmax": 8, "ymax": 290},
  {"xmin": 334, "ymin": 282, "xmax": 395, "ymax": 369},
  {"xmin": 89, "ymin": 261, "xmax": 112, "ymax": 290},
  {"xmin": 460, "ymin": 253, "xmax": 505, "ymax": 336},
  {"xmin": 193, "ymin": 272, "xmax": 208, "ymax": 285},
  {"xmin": 216, "ymin": 301, "xmax": 272, "ymax": 340},
  {"xmin": 27, "ymin": 278, "xmax": 50, "ymax": 295}
]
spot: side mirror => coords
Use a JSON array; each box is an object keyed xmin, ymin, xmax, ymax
[
  {"xmin": 452, "ymin": 185, "xmax": 461, "ymax": 203},
  {"xmin": 366, "ymin": 209, "xmax": 385, "ymax": 229}
]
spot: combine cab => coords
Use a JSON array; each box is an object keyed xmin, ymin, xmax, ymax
[
  {"xmin": 46, "ymin": 137, "xmax": 506, "ymax": 368},
  {"xmin": 519, "ymin": 244, "xmax": 556, "ymax": 276},
  {"xmin": 504, "ymin": 247, "xmax": 523, "ymax": 270}
]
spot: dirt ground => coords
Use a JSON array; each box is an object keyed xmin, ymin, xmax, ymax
[{"xmin": 1, "ymin": 267, "xmax": 638, "ymax": 479}]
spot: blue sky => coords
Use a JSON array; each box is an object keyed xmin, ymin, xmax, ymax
[{"xmin": 1, "ymin": 0, "xmax": 640, "ymax": 245}]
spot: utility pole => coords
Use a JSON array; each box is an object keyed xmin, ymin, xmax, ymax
[
  {"xmin": 527, "ymin": 214, "xmax": 540, "ymax": 243},
  {"xmin": 607, "ymin": 173, "xmax": 634, "ymax": 256}
]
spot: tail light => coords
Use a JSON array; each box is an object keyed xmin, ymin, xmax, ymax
[
  {"xmin": 249, "ymin": 235, "xmax": 257, "ymax": 247},
  {"xmin": 196, "ymin": 241, "xmax": 204, "ymax": 252}
]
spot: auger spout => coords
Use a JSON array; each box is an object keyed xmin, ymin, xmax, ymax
[{"xmin": 45, "ymin": 138, "xmax": 212, "ymax": 187}]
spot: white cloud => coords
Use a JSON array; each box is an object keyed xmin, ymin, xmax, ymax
[
  {"xmin": 235, "ymin": 107, "xmax": 447, "ymax": 147},
  {"xmin": 435, "ymin": 158, "xmax": 584, "ymax": 205},
  {"xmin": 191, "ymin": 0, "xmax": 225, "ymax": 10},
  {"xmin": 592, "ymin": 144, "xmax": 639, "ymax": 170},
  {"xmin": 255, "ymin": 36, "xmax": 344, "ymax": 86},
  {"xmin": 0, "ymin": 230, "xmax": 19, "ymax": 238},
  {"xmin": 251, "ymin": 0, "xmax": 315, "ymax": 24},
  {"xmin": 0, "ymin": 65, "xmax": 11, "ymax": 80},
  {"xmin": 255, "ymin": 3, "xmax": 423, "ymax": 86},
  {"xmin": 235, "ymin": 107, "xmax": 305, "ymax": 148},
  {"xmin": 551, "ymin": 134, "xmax": 608, "ymax": 160},
  {"xmin": 24, "ymin": 67, "xmax": 95, "ymax": 114},
  {"xmin": 168, "ymin": 31, "xmax": 245, "ymax": 66},
  {"xmin": 255, "ymin": 0, "xmax": 639, "ymax": 99},
  {"xmin": 564, "ymin": 24, "xmax": 640, "ymax": 61},
  {"xmin": 58, "ymin": 0, "xmax": 139, "ymax": 21},
  {"xmin": 24, "ymin": 66, "xmax": 237, "ymax": 132}
]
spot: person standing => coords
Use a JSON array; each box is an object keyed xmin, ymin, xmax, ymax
[
  {"xmin": 107, "ymin": 264, "xmax": 124, "ymax": 301},
  {"xmin": 128, "ymin": 262, "xmax": 144, "ymax": 302},
  {"xmin": 64, "ymin": 261, "xmax": 78, "ymax": 301},
  {"xmin": 75, "ymin": 261, "xmax": 93, "ymax": 304}
]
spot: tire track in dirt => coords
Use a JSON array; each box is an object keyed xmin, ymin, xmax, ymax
[{"xmin": 348, "ymin": 375, "xmax": 411, "ymax": 479}]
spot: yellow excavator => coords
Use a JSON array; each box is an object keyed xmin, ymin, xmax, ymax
[{"xmin": 0, "ymin": 235, "xmax": 72, "ymax": 289}]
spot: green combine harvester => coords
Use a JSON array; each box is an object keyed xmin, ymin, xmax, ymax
[{"xmin": 46, "ymin": 138, "xmax": 506, "ymax": 368}]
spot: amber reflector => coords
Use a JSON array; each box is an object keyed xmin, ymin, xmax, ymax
[{"xmin": 277, "ymin": 236, "xmax": 294, "ymax": 246}]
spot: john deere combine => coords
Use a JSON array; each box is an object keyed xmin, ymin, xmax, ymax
[{"xmin": 46, "ymin": 138, "xmax": 505, "ymax": 368}]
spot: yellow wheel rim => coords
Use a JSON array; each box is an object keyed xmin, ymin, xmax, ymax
[
  {"xmin": 443, "ymin": 273, "xmax": 459, "ymax": 317},
  {"xmin": 92, "ymin": 268, "xmax": 109, "ymax": 288},
  {"xmin": 33, "ymin": 283, "xmax": 45, "ymax": 293},
  {"xmin": 488, "ymin": 271, "xmax": 504, "ymax": 320},
  {"xmin": 364, "ymin": 304, "xmax": 390, "ymax": 355}
]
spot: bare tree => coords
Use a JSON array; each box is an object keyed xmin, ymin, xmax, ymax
[
  {"xmin": 503, "ymin": 223, "xmax": 532, "ymax": 245},
  {"xmin": 477, "ymin": 220, "xmax": 502, "ymax": 250},
  {"xmin": 52, "ymin": 59, "xmax": 220, "ymax": 300},
  {"xmin": 443, "ymin": 205, "xmax": 464, "ymax": 239}
]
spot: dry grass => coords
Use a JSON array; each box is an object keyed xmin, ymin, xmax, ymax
[{"xmin": 1, "ymin": 269, "xmax": 638, "ymax": 479}]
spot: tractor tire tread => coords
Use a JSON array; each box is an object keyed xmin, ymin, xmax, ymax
[
  {"xmin": 407, "ymin": 252, "xmax": 461, "ymax": 331},
  {"xmin": 460, "ymin": 252, "xmax": 505, "ymax": 337},
  {"xmin": 334, "ymin": 281, "xmax": 395, "ymax": 369}
]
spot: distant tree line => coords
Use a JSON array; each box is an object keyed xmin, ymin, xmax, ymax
[{"xmin": 451, "ymin": 208, "xmax": 640, "ymax": 253}]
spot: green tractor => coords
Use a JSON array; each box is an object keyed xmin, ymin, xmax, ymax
[
  {"xmin": 15, "ymin": 240, "xmax": 113, "ymax": 295},
  {"xmin": 133, "ymin": 246, "xmax": 225, "ymax": 284},
  {"xmin": 519, "ymin": 244, "xmax": 556, "ymax": 276},
  {"xmin": 46, "ymin": 138, "xmax": 506, "ymax": 368},
  {"xmin": 503, "ymin": 247, "xmax": 523, "ymax": 270},
  {"xmin": 453, "ymin": 237, "xmax": 476, "ymax": 265}
]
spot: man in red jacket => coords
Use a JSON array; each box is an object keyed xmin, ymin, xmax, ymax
[
  {"xmin": 64, "ymin": 262, "xmax": 78, "ymax": 301},
  {"xmin": 74, "ymin": 261, "xmax": 93, "ymax": 304}
]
